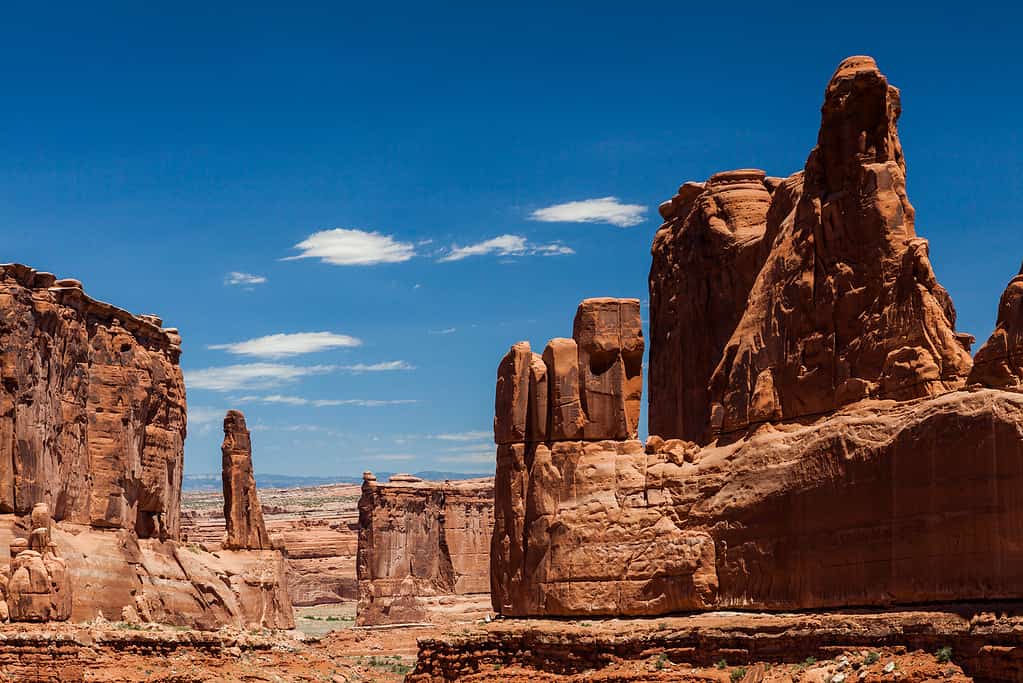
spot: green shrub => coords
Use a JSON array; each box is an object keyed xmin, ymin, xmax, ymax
[
  {"xmin": 730, "ymin": 666, "xmax": 748, "ymax": 682},
  {"xmin": 716, "ymin": 659, "xmax": 728, "ymax": 670},
  {"xmin": 864, "ymin": 651, "xmax": 880, "ymax": 665},
  {"xmin": 936, "ymin": 646, "xmax": 953, "ymax": 664}
]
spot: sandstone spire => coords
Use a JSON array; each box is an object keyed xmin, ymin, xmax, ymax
[
  {"xmin": 707, "ymin": 56, "xmax": 973, "ymax": 435},
  {"xmin": 221, "ymin": 410, "xmax": 270, "ymax": 550},
  {"xmin": 969, "ymin": 261, "xmax": 1023, "ymax": 388}
]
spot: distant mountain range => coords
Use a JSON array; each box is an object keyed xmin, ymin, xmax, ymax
[{"xmin": 182, "ymin": 470, "xmax": 493, "ymax": 492}]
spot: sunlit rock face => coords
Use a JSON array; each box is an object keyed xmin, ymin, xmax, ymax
[
  {"xmin": 491, "ymin": 58, "xmax": 1023, "ymax": 619},
  {"xmin": 221, "ymin": 410, "xmax": 271, "ymax": 550},
  {"xmin": 0, "ymin": 263, "xmax": 186, "ymax": 538},
  {"xmin": 357, "ymin": 473, "xmax": 494, "ymax": 626},
  {"xmin": 0, "ymin": 264, "xmax": 294, "ymax": 629}
]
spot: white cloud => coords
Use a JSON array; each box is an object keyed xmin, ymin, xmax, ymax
[
  {"xmin": 530, "ymin": 197, "xmax": 646, "ymax": 228},
  {"xmin": 209, "ymin": 332, "xmax": 362, "ymax": 358},
  {"xmin": 374, "ymin": 454, "xmax": 417, "ymax": 462},
  {"xmin": 284, "ymin": 228, "xmax": 415, "ymax": 266},
  {"xmin": 243, "ymin": 394, "xmax": 417, "ymax": 408},
  {"xmin": 225, "ymin": 272, "xmax": 267, "ymax": 286},
  {"xmin": 438, "ymin": 235, "xmax": 575, "ymax": 262},
  {"xmin": 338, "ymin": 361, "xmax": 415, "ymax": 372},
  {"xmin": 188, "ymin": 406, "xmax": 228, "ymax": 435},
  {"xmin": 433, "ymin": 430, "xmax": 492, "ymax": 442},
  {"xmin": 185, "ymin": 363, "xmax": 336, "ymax": 392},
  {"xmin": 428, "ymin": 328, "xmax": 456, "ymax": 335}
]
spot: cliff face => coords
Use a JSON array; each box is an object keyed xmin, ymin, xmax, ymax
[
  {"xmin": 648, "ymin": 170, "xmax": 778, "ymax": 443},
  {"xmin": 357, "ymin": 473, "xmax": 494, "ymax": 626},
  {"xmin": 0, "ymin": 264, "xmax": 293, "ymax": 629},
  {"xmin": 491, "ymin": 57, "xmax": 1023, "ymax": 619},
  {"xmin": 0, "ymin": 263, "xmax": 186, "ymax": 539}
]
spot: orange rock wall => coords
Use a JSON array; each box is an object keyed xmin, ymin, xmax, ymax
[
  {"xmin": 0, "ymin": 264, "xmax": 186, "ymax": 539},
  {"xmin": 357, "ymin": 475, "xmax": 494, "ymax": 625}
]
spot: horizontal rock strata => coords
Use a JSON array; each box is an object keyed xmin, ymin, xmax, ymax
[{"xmin": 409, "ymin": 608, "xmax": 1023, "ymax": 682}]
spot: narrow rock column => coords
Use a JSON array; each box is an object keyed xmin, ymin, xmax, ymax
[{"xmin": 221, "ymin": 410, "xmax": 270, "ymax": 550}]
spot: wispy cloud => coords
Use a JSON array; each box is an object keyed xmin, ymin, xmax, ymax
[
  {"xmin": 433, "ymin": 430, "xmax": 492, "ymax": 442},
  {"xmin": 437, "ymin": 452, "xmax": 496, "ymax": 464},
  {"xmin": 284, "ymin": 228, "xmax": 415, "ymax": 266},
  {"xmin": 188, "ymin": 406, "xmax": 228, "ymax": 435},
  {"xmin": 428, "ymin": 328, "xmax": 456, "ymax": 335},
  {"xmin": 374, "ymin": 454, "xmax": 417, "ymax": 462},
  {"xmin": 530, "ymin": 197, "xmax": 646, "ymax": 228},
  {"xmin": 239, "ymin": 394, "xmax": 418, "ymax": 408},
  {"xmin": 185, "ymin": 363, "xmax": 336, "ymax": 392},
  {"xmin": 338, "ymin": 361, "xmax": 415, "ymax": 372},
  {"xmin": 438, "ymin": 235, "xmax": 575, "ymax": 262},
  {"xmin": 209, "ymin": 332, "xmax": 362, "ymax": 358},
  {"xmin": 225, "ymin": 272, "xmax": 267, "ymax": 286}
]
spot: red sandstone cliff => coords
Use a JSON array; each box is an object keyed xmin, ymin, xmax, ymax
[
  {"xmin": 491, "ymin": 57, "xmax": 1023, "ymax": 619},
  {"xmin": 0, "ymin": 263, "xmax": 186, "ymax": 538},
  {"xmin": 357, "ymin": 473, "xmax": 494, "ymax": 626},
  {"xmin": 0, "ymin": 264, "xmax": 293, "ymax": 629}
]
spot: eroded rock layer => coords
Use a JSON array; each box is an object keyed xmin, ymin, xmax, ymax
[
  {"xmin": 221, "ymin": 410, "xmax": 271, "ymax": 550},
  {"xmin": 410, "ymin": 609, "xmax": 1023, "ymax": 682},
  {"xmin": 0, "ymin": 263, "xmax": 186, "ymax": 539},
  {"xmin": 357, "ymin": 473, "xmax": 494, "ymax": 626}
]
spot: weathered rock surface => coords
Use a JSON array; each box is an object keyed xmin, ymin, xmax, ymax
[
  {"xmin": 970, "ymin": 261, "xmax": 1023, "ymax": 389},
  {"xmin": 649, "ymin": 169, "xmax": 778, "ymax": 443},
  {"xmin": 357, "ymin": 473, "xmax": 494, "ymax": 626},
  {"xmin": 494, "ymin": 298, "xmax": 644, "ymax": 446},
  {"xmin": 0, "ymin": 264, "xmax": 294, "ymax": 628},
  {"xmin": 495, "ymin": 387, "xmax": 1023, "ymax": 616},
  {"xmin": 0, "ymin": 263, "xmax": 186, "ymax": 538},
  {"xmin": 410, "ymin": 609, "xmax": 1023, "ymax": 681},
  {"xmin": 221, "ymin": 410, "xmax": 271, "ymax": 550},
  {"xmin": 708, "ymin": 57, "xmax": 974, "ymax": 436},
  {"xmin": 3, "ymin": 503, "xmax": 72, "ymax": 622}
]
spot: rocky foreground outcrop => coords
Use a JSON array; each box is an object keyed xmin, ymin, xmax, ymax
[
  {"xmin": 0, "ymin": 265, "xmax": 293, "ymax": 629},
  {"xmin": 491, "ymin": 57, "xmax": 1023, "ymax": 619},
  {"xmin": 357, "ymin": 473, "xmax": 494, "ymax": 626},
  {"xmin": 410, "ymin": 608, "xmax": 1023, "ymax": 681}
]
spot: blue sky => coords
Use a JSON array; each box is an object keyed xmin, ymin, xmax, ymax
[{"xmin": 3, "ymin": 2, "xmax": 1021, "ymax": 477}]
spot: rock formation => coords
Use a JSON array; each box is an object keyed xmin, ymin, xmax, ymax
[
  {"xmin": 969, "ymin": 261, "xmax": 1023, "ymax": 388},
  {"xmin": 491, "ymin": 57, "xmax": 1023, "ymax": 619},
  {"xmin": 0, "ymin": 264, "xmax": 294, "ymax": 629},
  {"xmin": 649, "ymin": 169, "xmax": 780, "ymax": 442},
  {"xmin": 705, "ymin": 57, "xmax": 974, "ymax": 436},
  {"xmin": 2, "ymin": 503, "xmax": 71, "ymax": 622},
  {"xmin": 357, "ymin": 473, "xmax": 494, "ymax": 626},
  {"xmin": 495, "ymin": 298, "xmax": 643, "ymax": 446},
  {"xmin": 0, "ymin": 263, "xmax": 185, "ymax": 538},
  {"xmin": 221, "ymin": 410, "xmax": 271, "ymax": 550}
]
